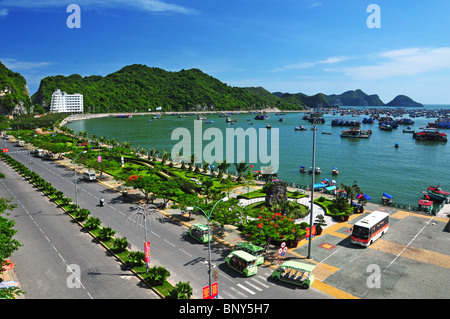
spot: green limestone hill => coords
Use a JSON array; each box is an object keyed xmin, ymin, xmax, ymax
[
  {"xmin": 276, "ymin": 89, "xmax": 422, "ymax": 108},
  {"xmin": 278, "ymin": 92, "xmax": 330, "ymax": 108},
  {"xmin": 0, "ymin": 61, "xmax": 32, "ymax": 115},
  {"xmin": 32, "ymin": 64, "xmax": 304, "ymax": 112},
  {"xmin": 385, "ymin": 95, "xmax": 424, "ymax": 108},
  {"xmin": 324, "ymin": 89, "xmax": 384, "ymax": 107}
]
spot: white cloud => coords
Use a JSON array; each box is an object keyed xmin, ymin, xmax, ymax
[
  {"xmin": 342, "ymin": 47, "xmax": 450, "ymax": 80},
  {"xmin": 0, "ymin": 8, "xmax": 8, "ymax": 16},
  {"xmin": 0, "ymin": 0, "xmax": 197, "ymax": 15},
  {"xmin": 1, "ymin": 57, "xmax": 54, "ymax": 71},
  {"xmin": 272, "ymin": 56, "xmax": 351, "ymax": 72}
]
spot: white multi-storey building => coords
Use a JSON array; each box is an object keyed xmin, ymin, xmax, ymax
[{"xmin": 50, "ymin": 89, "xmax": 83, "ymax": 113}]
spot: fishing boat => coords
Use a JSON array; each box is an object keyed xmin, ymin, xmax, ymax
[
  {"xmin": 379, "ymin": 124, "xmax": 393, "ymax": 130},
  {"xmin": 266, "ymin": 124, "xmax": 272, "ymax": 129},
  {"xmin": 116, "ymin": 113, "xmax": 132, "ymax": 118},
  {"xmin": 254, "ymin": 114, "xmax": 270, "ymax": 120},
  {"xmin": 295, "ymin": 126, "xmax": 307, "ymax": 131},
  {"xmin": 299, "ymin": 165, "xmax": 306, "ymax": 173},
  {"xmin": 417, "ymin": 199, "xmax": 434, "ymax": 213},
  {"xmin": 422, "ymin": 186, "xmax": 450, "ymax": 203},
  {"xmin": 427, "ymin": 119, "xmax": 450, "ymax": 129},
  {"xmin": 331, "ymin": 119, "xmax": 361, "ymax": 127},
  {"xmin": 340, "ymin": 128, "xmax": 372, "ymax": 138},
  {"xmin": 332, "ymin": 167, "xmax": 339, "ymax": 175},
  {"xmin": 226, "ymin": 117, "xmax": 238, "ymax": 123},
  {"xmin": 381, "ymin": 193, "xmax": 394, "ymax": 206},
  {"xmin": 308, "ymin": 167, "xmax": 321, "ymax": 174},
  {"xmin": 413, "ymin": 128, "xmax": 447, "ymax": 142},
  {"xmin": 279, "ymin": 117, "xmax": 284, "ymax": 122}
]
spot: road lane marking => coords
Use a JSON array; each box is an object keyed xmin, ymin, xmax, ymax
[
  {"xmin": 179, "ymin": 249, "xmax": 193, "ymax": 257},
  {"xmin": 251, "ymin": 277, "xmax": 270, "ymax": 288},
  {"xmin": 243, "ymin": 281, "xmax": 263, "ymax": 291},
  {"xmin": 237, "ymin": 283, "xmax": 255, "ymax": 295},
  {"xmin": 229, "ymin": 286, "xmax": 248, "ymax": 297}
]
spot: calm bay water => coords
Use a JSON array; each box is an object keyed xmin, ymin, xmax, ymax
[{"xmin": 67, "ymin": 106, "xmax": 450, "ymax": 206}]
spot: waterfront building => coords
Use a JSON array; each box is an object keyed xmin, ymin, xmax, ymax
[{"xmin": 50, "ymin": 89, "xmax": 84, "ymax": 113}]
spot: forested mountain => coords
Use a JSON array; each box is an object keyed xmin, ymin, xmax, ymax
[
  {"xmin": 32, "ymin": 65, "xmax": 305, "ymax": 112},
  {"xmin": 385, "ymin": 95, "xmax": 424, "ymax": 108},
  {"xmin": 276, "ymin": 89, "xmax": 423, "ymax": 108},
  {"xmin": 0, "ymin": 61, "xmax": 32, "ymax": 115}
]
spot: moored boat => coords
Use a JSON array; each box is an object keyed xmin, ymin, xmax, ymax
[
  {"xmin": 254, "ymin": 114, "xmax": 270, "ymax": 120},
  {"xmin": 340, "ymin": 128, "xmax": 372, "ymax": 138},
  {"xmin": 422, "ymin": 185, "xmax": 450, "ymax": 203},
  {"xmin": 295, "ymin": 126, "xmax": 307, "ymax": 131},
  {"xmin": 332, "ymin": 167, "xmax": 339, "ymax": 175},
  {"xmin": 308, "ymin": 167, "xmax": 321, "ymax": 174},
  {"xmin": 381, "ymin": 193, "xmax": 394, "ymax": 206},
  {"xmin": 417, "ymin": 199, "xmax": 434, "ymax": 213},
  {"xmin": 299, "ymin": 165, "xmax": 306, "ymax": 173},
  {"xmin": 413, "ymin": 128, "xmax": 447, "ymax": 142},
  {"xmin": 116, "ymin": 113, "xmax": 132, "ymax": 118}
]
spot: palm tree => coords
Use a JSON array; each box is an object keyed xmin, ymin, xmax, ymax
[
  {"xmin": 149, "ymin": 148, "xmax": 158, "ymax": 161},
  {"xmin": 234, "ymin": 161, "xmax": 250, "ymax": 182},
  {"xmin": 340, "ymin": 182, "xmax": 361, "ymax": 204},
  {"xmin": 161, "ymin": 150, "xmax": 169, "ymax": 165},
  {"xmin": 217, "ymin": 160, "xmax": 230, "ymax": 178},
  {"xmin": 202, "ymin": 161, "xmax": 210, "ymax": 174}
]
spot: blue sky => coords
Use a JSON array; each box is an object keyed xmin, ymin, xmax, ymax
[{"xmin": 1, "ymin": 0, "xmax": 450, "ymax": 104}]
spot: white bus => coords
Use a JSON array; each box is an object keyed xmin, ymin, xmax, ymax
[{"xmin": 351, "ymin": 211, "xmax": 389, "ymax": 247}]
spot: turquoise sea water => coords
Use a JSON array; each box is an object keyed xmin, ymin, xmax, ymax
[{"xmin": 66, "ymin": 106, "xmax": 449, "ymax": 207}]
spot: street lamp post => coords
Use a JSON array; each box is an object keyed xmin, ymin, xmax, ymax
[
  {"xmin": 71, "ymin": 150, "xmax": 87, "ymax": 211},
  {"xmin": 307, "ymin": 112, "xmax": 320, "ymax": 259},
  {"xmin": 187, "ymin": 196, "xmax": 229, "ymax": 298}
]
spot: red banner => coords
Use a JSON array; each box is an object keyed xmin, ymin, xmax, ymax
[
  {"xmin": 306, "ymin": 226, "xmax": 316, "ymax": 240},
  {"xmin": 144, "ymin": 241, "xmax": 150, "ymax": 266},
  {"xmin": 203, "ymin": 282, "xmax": 218, "ymax": 299}
]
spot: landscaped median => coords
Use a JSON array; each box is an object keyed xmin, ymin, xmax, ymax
[{"xmin": 0, "ymin": 151, "xmax": 193, "ymax": 299}]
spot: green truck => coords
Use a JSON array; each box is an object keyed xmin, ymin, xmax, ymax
[
  {"xmin": 271, "ymin": 261, "xmax": 315, "ymax": 289},
  {"xmin": 225, "ymin": 250, "xmax": 258, "ymax": 277},
  {"xmin": 188, "ymin": 223, "xmax": 211, "ymax": 243}
]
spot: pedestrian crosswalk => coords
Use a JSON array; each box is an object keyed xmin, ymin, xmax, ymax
[{"xmin": 218, "ymin": 274, "xmax": 275, "ymax": 299}]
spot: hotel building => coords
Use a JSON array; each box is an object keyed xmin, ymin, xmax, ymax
[{"xmin": 50, "ymin": 89, "xmax": 84, "ymax": 113}]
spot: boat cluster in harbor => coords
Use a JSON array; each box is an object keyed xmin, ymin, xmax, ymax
[{"xmin": 301, "ymin": 107, "xmax": 449, "ymax": 142}]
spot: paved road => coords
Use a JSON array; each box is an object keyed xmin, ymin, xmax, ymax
[
  {"xmin": 2, "ymin": 141, "xmax": 333, "ymax": 299},
  {"xmin": 0, "ymin": 160, "xmax": 159, "ymax": 299}
]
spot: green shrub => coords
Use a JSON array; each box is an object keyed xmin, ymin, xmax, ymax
[
  {"xmin": 84, "ymin": 217, "xmax": 101, "ymax": 230},
  {"xmin": 74, "ymin": 208, "xmax": 90, "ymax": 221},
  {"xmin": 145, "ymin": 265, "xmax": 170, "ymax": 286},
  {"xmin": 98, "ymin": 226, "xmax": 116, "ymax": 241},
  {"xmin": 168, "ymin": 281, "xmax": 192, "ymax": 299},
  {"xmin": 127, "ymin": 251, "xmax": 145, "ymax": 267},
  {"xmin": 112, "ymin": 237, "xmax": 129, "ymax": 252}
]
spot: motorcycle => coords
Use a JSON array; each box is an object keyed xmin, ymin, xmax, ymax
[{"xmin": 100, "ymin": 198, "xmax": 104, "ymax": 207}]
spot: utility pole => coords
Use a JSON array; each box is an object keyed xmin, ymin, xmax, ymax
[{"xmin": 307, "ymin": 112, "xmax": 321, "ymax": 259}]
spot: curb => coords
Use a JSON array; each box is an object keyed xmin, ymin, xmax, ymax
[{"xmin": 2, "ymin": 158, "xmax": 167, "ymax": 299}]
